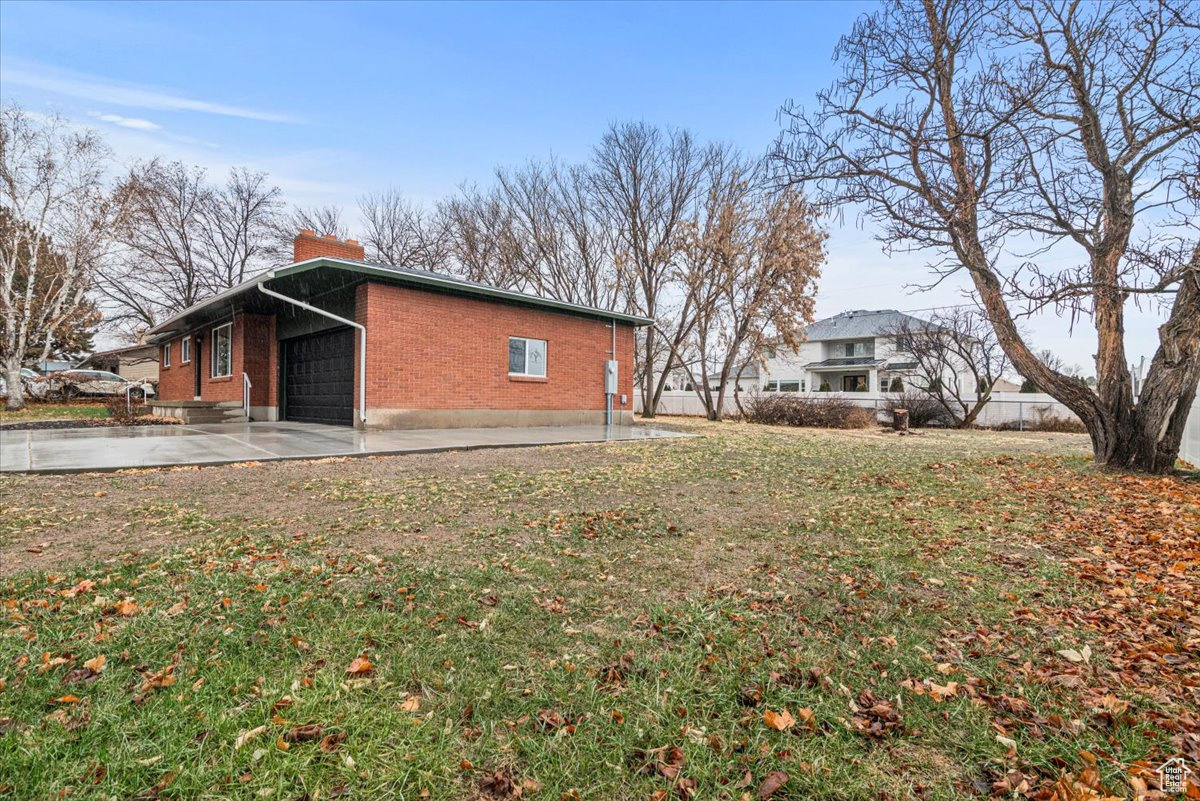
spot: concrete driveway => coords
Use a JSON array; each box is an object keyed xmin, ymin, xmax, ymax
[{"xmin": 0, "ymin": 421, "xmax": 687, "ymax": 474}]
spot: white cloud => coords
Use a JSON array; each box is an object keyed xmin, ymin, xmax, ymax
[
  {"xmin": 89, "ymin": 112, "xmax": 161, "ymax": 131},
  {"xmin": 2, "ymin": 60, "xmax": 300, "ymax": 124}
]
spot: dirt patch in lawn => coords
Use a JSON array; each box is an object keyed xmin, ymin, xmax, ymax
[
  {"xmin": 0, "ymin": 440, "xmax": 650, "ymax": 574},
  {"xmin": 0, "ymin": 423, "xmax": 1090, "ymax": 581}
]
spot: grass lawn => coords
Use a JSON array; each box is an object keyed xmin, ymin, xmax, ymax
[
  {"xmin": 0, "ymin": 421, "xmax": 1196, "ymax": 800},
  {"xmin": 0, "ymin": 403, "xmax": 108, "ymax": 424}
]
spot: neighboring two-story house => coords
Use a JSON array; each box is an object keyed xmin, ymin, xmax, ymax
[{"xmin": 760, "ymin": 309, "xmax": 975, "ymax": 394}]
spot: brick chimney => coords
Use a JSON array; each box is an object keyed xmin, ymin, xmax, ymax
[{"xmin": 293, "ymin": 229, "xmax": 365, "ymax": 263}]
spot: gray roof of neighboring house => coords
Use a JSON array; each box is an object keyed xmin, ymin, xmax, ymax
[
  {"xmin": 78, "ymin": 343, "xmax": 157, "ymax": 364},
  {"xmin": 734, "ymin": 363, "xmax": 761, "ymax": 380},
  {"xmin": 803, "ymin": 309, "xmax": 931, "ymax": 341}
]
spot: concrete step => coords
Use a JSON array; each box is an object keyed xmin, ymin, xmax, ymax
[
  {"xmin": 152, "ymin": 400, "xmax": 250, "ymax": 424},
  {"xmin": 183, "ymin": 412, "xmax": 234, "ymax": 424}
]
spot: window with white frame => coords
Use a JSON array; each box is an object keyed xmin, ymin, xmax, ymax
[
  {"xmin": 841, "ymin": 340, "xmax": 875, "ymax": 358},
  {"xmin": 508, "ymin": 336, "xmax": 547, "ymax": 377},
  {"xmin": 181, "ymin": 337, "xmax": 191, "ymax": 364},
  {"xmin": 162, "ymin": 343, "xmax": 171, "ymax": 367},
  {"xmin": 211, "ymin": 323, "xmax": 232, "ymax": 378},
  {"xmin": 765, "ymin": 379, "xmax": 803, "ymax": 392}
]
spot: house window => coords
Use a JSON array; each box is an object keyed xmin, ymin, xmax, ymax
[
  {"xmin": 841, "ymin": 341, "xmax": 875, "ymax": 358},
  {"xmin": 508, "ymin": 336, "xmax": 547, "ymax": 377},
  {"xmin": 162, "ymin": 343, "xmax": 170, "ymax": 367},
  {"xmin": 766, "ymin": 379, "xmax": 802, "ymax": 392},
  {"xmin": 181, "ymin": 337, "xmax": 191, "ymax": 364},
  {"xmin": 211, "ymin": 323, "xmax": 232, "ymax": 378}
]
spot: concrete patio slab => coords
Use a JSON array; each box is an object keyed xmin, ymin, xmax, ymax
[{"xmin": 0, "ymin": 422, "xmax": 689, "ymax": 474}]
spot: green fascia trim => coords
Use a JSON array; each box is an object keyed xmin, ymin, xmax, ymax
[{"xmin": 273, "ymin": 258, "xmax": 653, "ymax": 326}]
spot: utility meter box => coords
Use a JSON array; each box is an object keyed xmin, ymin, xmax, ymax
[{"xmin": 604, "ymin": 360, "xmax": 619, "ymax": 395}]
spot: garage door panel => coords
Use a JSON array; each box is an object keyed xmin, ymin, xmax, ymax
[{"xmin": 284, "ymin": 327, "xmax": 354, "ymax": 425}]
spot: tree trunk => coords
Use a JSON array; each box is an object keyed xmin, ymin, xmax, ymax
[
  {"xmin": 4, "ymin": 360, "xmax": 26, "ymax": 411},
  {"xmin": 640, "ymin": 326, "xmax": 657, "ymax": 418},
  {"xmin": 1103, "ymin": 267, "xmax": 1200, "ymax": 473}
]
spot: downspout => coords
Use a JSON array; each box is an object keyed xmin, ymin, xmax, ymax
[{"xmin": 257, "ymin": 280, "xmax": 368, "ymax": 426}]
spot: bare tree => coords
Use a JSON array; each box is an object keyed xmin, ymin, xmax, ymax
[
  {"xmin": 438, "ymin": 161, "xmax": 627, "ymax": 313},
  {"xmin": 439, "ymin": 184, "xmax": 521, "ymax": 289},
  {"xmin": 1, "ymin": 107, "xmax": 118, "ymax": 409},
  {"xmin": 592, "ymin": 122, "xmax": 715, "ymax": 416},
  {"xmin": 775, "ymin": 0, "xmax": 1199, "ymax": 472},
  {"xmin": 681, "ymin": 167, "xmax": 826, "ymax": 420},
  {"xmin": 200, "ymin": 167, "xmax": 282, "ymax": 291},
  {"xmin": 97, "ymin": 160, "xmax": 281, "ymax": 331},
  {"xmin": 359, "ymin": 188, "xmax": 448, "ymax": 270},
  {"xmin": 490, "ymin": 160, "xmax": 619, "ymax": 308},
  {"xmin": 281, "ymin": 204, "xmax": 346, "ymax": 239},
  {"xmin": 886, "ymin": 308, "xmax": 1010, "ymax": 427}
]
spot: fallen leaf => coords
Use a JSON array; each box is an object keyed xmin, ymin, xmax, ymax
[
  {"xmin": 757, "ymin": 771, "xmax": 789, "ymax": 799},
  {"xmin": 763, "ymin": 708, "xmax": 796, "ymax": 731},
  {"xmin": 400, "ymin": 695, "xmax": 420, "ymax": 713},
  {"xmin": 345, "ymin": 654, "xmax": 373, "ymax": 676},
  {"xmin": 284, "ymin": 723, "xmax": 323, "ymax": 743},
  {"xmin": 235, "ymin": 724, "xmax": 267, "ymax": 749},
  {"xmin": 319, "ymin": 730, "xmax": 347, "ymax": 753},
  {"xmin": 84, "ymin": 655, "xmax": 106, "ymax": 674}
]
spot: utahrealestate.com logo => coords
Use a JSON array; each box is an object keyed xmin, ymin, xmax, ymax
[{"xmin": 1157, "ymin": 757, "xmax": 1193, "ymax": 795}]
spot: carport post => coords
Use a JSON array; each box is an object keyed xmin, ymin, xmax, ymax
[{"xmin": 258, "ymin": 281, "xmax": 368, "ymax": 425}]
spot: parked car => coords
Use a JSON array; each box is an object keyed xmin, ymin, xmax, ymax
[
  {"xmin": 0, "ymin": 368, "xmax": 44, "ymax": 396},
  {"xmin": 45, "ymin": 370, "xmax": 157, "ymax": 401}
]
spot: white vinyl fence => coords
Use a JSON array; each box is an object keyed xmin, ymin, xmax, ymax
[
  {"xmin": 637, "ymin": 390, "xmax": 1081, "ymax": 429},
  {"xmin": 1182, "ymin": 394, "xmax": 1200, "ymax": 467}
]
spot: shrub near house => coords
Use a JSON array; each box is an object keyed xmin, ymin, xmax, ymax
[{"xmin": 745, "ymin": 393, "xmax": 875, "ymax": 428}]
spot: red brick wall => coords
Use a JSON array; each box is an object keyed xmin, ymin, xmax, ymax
[
  {"xmin": 156, "ymin": 339, "xmax": 190, "ymax": 400},
  {"xmin": 241, "ymin": 314, "xmax": 277, "ymax": 407},
  {"xmin": 156, "ymin": 283, "xmax": 637, "ymax": 420},
  {"xmin": 156, "ymin": 314, "xmax": 276, "ymax": 405},
  {"xmin": 355, "ymin": 283, "xmax": 636, "ymax": 412},
  {"xmin": 293, "ymin": 231, "xmax": 365, "ymax": 263}
]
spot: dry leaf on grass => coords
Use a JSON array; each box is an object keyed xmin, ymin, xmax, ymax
[
  {"xmin": 345, "ymin": 654, "xmax": 373, "ymax": 676},
  {"xmin": 763, "ymin": 708, "xmax": 796, "ymax": 731},
  {"xmin": 235, "ymin": 725, "xmax": 267, "ymax": 749},
  {"xmin": 757, "ymin": 771, "xmax": 789, "ymax": 799}
]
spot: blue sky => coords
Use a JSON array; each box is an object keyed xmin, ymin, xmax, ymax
[{"xmin": 0, "ymin": 0, "xmax": 1166, "ymax": 369}]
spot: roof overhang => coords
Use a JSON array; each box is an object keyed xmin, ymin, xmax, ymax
[
  {"xmin": 802, "ymin": 359, "xmax": 885, "ymax": 371},
  {"xmin": 147, "ymin": 258, "xmax": 652, "ymax": 342}
]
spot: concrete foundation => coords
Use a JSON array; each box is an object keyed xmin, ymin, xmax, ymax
[
  {"xmin": 248, "ymin": 405, "xmax": 279, "ymax": 422},
  {"xmin": 358, "ymin": 408, "xmax": 635, "ymax": 431}
]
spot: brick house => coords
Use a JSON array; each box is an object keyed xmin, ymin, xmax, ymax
[{"xmin": 147, "ymin": 231, "xmax": 646, "ymax": 429}]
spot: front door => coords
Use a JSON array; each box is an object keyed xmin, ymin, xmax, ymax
[
  {"xmin": 842, "ymin": 374, "xmax": 867, "ymax": 392},
  {"xmin": 193, "ymin": 338, "xmax": 202, "ymax": 399}
]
